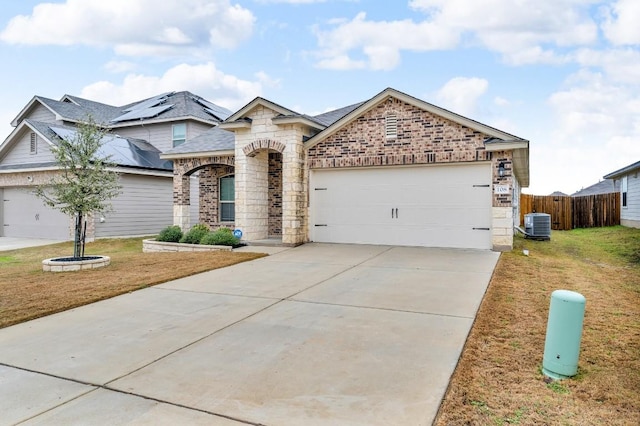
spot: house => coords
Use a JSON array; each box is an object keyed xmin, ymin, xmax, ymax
[
  {"xmin": 604, "ymin": 161, "xmax": 640, "ymax": 228},
  {"xmin": 0, "ymin": 91, "xmax": 230, "ymax": 240},
  {"xmin": 162, "ymin": 88, "xmax": 530, "ymax": 251},
  {"xmin": 571, "ymin": 179, "xmax": 620, "ymax": 197},
  {"xmin": 549, "ymin": 191, "xmax": 569, "ymax": 197}
]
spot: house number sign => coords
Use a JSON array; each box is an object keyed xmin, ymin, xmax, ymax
[{"xmin": 494, "ymin": 185, "xmax": 510, "ymax": 194}]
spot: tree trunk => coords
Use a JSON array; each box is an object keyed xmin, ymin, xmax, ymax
[{"xmin": 74, "ymin": 212, "xmax": 83, "ymax": 258}]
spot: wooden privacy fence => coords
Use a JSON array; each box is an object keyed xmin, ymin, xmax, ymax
[{"xmin": 520, "ymin": 193, "xmax": 620, "ymax": 230}]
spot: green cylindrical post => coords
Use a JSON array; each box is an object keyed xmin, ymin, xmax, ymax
[{"xmin": 542, "ymin": 290, "xmax": 586, "ymax": 379}]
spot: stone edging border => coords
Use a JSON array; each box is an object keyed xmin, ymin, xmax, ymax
[
  {"xmin": 42, "ymin": 256, "xmax": 111, "ymax": 272},
  {"xmin": 142, "ymin": 239, "xmax": 233, "ymax": 253}
]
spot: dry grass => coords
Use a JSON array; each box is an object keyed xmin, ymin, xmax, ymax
[
  {"xmin": 0, "ymin": 238, "xmax": 265, "ymax": 329},
  {"xmin": 436, "ymin": 226, "xmax": 640, "ymax": 426}
]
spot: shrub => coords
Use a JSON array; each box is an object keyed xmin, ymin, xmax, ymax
[
  {"xmin": 179, "ymin": 224, "xmax": 210, "ymax": 244},
  {"xmin": 156, "ymin": 225, "xmax": 183, "ymax": 242},
  {"xmin": 201, "ymin": 228, "xmax": 240, "ymax": 246}
]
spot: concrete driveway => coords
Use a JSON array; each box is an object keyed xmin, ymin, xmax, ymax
[
  {"xmin": 0, "ymin": 243, "xmax": 499, "ymax": 425},
  {"xmin": 0, "ymin": 237, "xmax": 65, "ymax": 251}
]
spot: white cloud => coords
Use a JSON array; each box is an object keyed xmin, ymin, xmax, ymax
[
  {"xmin": 573, "ymin": 48, "xmax": 640, "ymax": 84},
  {"xmin": 543, "ymin": 70, "xmax": 640, "ymax": 193},
  {"xmin": 601, "ymin": 0, "xmax": 640, "ymax": 45},
  {"xmin": 435, "ymin": 77, "xmax": 489, "ymax": 116},
  {"xmin": 494, "ymin": 96, "xmax": 510, "ymax": 106},
  {"xmin": 0, "ymin": 0, "xmax": 255, "ymax": 56},
  {"xmin": 313, "ymin": 1, "xmax": 600, "ymax": 69},
  {"xmin": 104, "ymin": 60, "xmax": 137, "ymax": 73},
  {"xmin": 80, "ymin": 62, "xmax": 266, "ymax": 110},
  {"xmin": 312, "ymin": 12, "xmax": 458, "ymax": 70}
]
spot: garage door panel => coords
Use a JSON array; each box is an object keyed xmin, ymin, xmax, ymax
[
  {"xmin": 2, "ymin": 188, "xmax": 71, "ymax": 240},
  {"xmin": 310, "ymin": 164, "xmax": 492, "ymax": 249}
]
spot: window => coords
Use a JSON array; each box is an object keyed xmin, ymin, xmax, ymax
[
  {"xmin": 622, "ymin": 176, "xmax": 628, "ymax": 208},
  {"xmin": 30, "ymin": 132, "xmax": 37, "ymax": 154},
  {"xmin": 172, "ymin": 123, "xmax": 186, "ymax": 147},
  {"xmin": 220, "ymin": 175, "xmax": 235, "ymax": 222},
  {"xmin": 385, "ymin": 114, "xmax": 398, "ymax": 139}
]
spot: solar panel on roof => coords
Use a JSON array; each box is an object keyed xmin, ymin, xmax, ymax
[
  {"xmin": 110, "ymin": 104, "xmax": 174, "ymax": 123},
  {"xmin": 48, "ymin": 126, "xmax": 171, "ymax": 170},
  {"xmin": 191, "ymin": 96, "xmax": 232, "ymax": 120},
  {"xmin": 50, "ymin": 126, "xmax": 76, "ymax": 141},
  {"xmin": 124, "ymin": 92, "xmax": 174, "ymax": 112}
]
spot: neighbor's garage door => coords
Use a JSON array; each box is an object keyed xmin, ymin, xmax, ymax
[
  {"xmin": 2, "ymin": 188, "xmax": 70, "ymax": 240},
  {"xmin": 310, "ymin": 163, "xmax": 492, "ymax": 249}
]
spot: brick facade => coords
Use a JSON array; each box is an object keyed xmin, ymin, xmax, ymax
[
  {"xmin": 306, "ymin": 97, "xmax": 517, "ymax": 251},
  {"xmin": 198, "ymin": 165, "xmax": 234, "ymax": 228},
  {"xmin": 308, "ymin": 98, "xmax": 492, "ymax": 169},
  {"xmin": 171, "ymin": 156, "xmax": 235, "ymax": 230},
  {"xmin": 268, "ymin": 153, "xmax": 283, "ymax": 236},
  {"xmin": 171, "ymin": 93, "xmax": 524, "ymax": 251}
]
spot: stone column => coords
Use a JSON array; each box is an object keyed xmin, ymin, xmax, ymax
[
  {"xmin": 282, "ymin": 136, "xmax": 306, "ymax": 245},
  {"xmin": 173, "ymin": 173, "xmax": 190, "ymax": 230},
  {"xmin": 235, "ymin": 148, "xmax": 269, "ymax": 240}
]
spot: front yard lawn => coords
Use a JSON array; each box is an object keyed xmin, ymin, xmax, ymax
[{"xmin": 0, "ymin": 238, "xmax": 265, "ymax": 328}]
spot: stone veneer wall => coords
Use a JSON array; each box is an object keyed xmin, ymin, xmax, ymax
[
  {"xmin": 306, "ymin": 97, "xmax": 517, "ymax": 250},
  {"xmin": 234, "ymin": 105, "xmax": 310, "ymax": 245},
  {"xmin": 268, "ymin": 153, "xmax": 283, "ymax": 236}
]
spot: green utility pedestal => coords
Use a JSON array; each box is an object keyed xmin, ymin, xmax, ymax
[{"xmin": 542, "ymin": 290, "xmax": 586, "ymax": 379}]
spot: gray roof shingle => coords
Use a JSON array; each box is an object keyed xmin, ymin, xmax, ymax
[
  {"xmin": 312, "ymin": 102, "xmax": 366, "ymax": 126},
  {"xmin": 162, "ymin": 126, "xmax": 235, "ymax": 155},
  {"xmin": 572, "ymin": 179, "xmax": 620, "ymax": 197}
]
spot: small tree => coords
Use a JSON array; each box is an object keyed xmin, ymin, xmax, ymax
[{"xmin": 35, "ymin": 117, "xmax": 121, "ymax": 258}]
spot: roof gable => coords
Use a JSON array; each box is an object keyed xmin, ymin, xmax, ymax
[
  {"xmin": 223, "ymin": 97, "xmax": 301, "ymax": 124},
  {"xmin": 306, "ymin": 88, "xmax": 526, "ymax": 149}
]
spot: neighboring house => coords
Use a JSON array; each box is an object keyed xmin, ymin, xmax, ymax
[
  {"xmin": 162, "ymin": 87, "xmax": 530, "ymax": 251},
  {"xmin": 0, "ymin": 91, "xmax": 230, "ymax": 240},
  {"xmin": 604, "ymin": 161, "xmax": 640, "ymax": 228},
  {"xmin": 571, "ymin": 179, "xmax": 620, "ymax": 197},
  {"xmin": 549, "ymin": 191, "xmax": 569, "ymax": 197}
]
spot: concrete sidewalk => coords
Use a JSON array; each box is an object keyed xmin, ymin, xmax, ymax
[{"xmin": 0, "ymin": 243, "xmax": 499, "ymax": 425}]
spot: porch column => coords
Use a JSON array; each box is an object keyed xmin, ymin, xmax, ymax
[
  {"xmin": 282, "ymin": 138, "xmax": 306, "ymax": 245},
  {"xmin": 173, "ymin": 172, "xmax": 190, "ymax": 230},
  {"xmin": 235, "ymin": 150, "xmax": 269, "ymax": 240}
]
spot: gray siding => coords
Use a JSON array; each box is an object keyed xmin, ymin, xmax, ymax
[
  {"xmin": 28, "ymin": 103, "xmax": 56, "ymax": 123},
  {"xmin": 1, "ymin": 129, "xmax": 56, "ymax": 166},
  {"xmin": 622, "ymin": 172, "xmax": 640, "ymax": 222},
  {"xmin": 113, "ymin": 121, "xmax": 213, "ymax": 152},
  {"xmin": 95, "ymin": 174, "xmax": 173, "ymax": 237}
]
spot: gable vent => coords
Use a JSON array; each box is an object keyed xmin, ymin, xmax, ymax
[
  {"xmin": 30, "ymin": 132, "xmax": 37, "ymax": 154},
  {"xmin": 386, "ymin": 114, "xmax": 397, "ymax": 139}
]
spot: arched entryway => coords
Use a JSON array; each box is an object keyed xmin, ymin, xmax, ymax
[{"xmin": 172, "ymin": 155, "xmax": 235, "ymax": 230}]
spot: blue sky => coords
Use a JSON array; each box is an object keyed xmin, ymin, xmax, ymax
[{"xmin": 1, "ymin": 0, "xmax": 638, "ymax": 195}]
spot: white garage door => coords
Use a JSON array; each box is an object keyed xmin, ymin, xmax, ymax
[
  {"xmin": 2, "ymin": 188, "xmax": 71, "ymax": 240},
  {"xmin": 310, "ymin": 163, "xmax": 492, "ymax": 249}
]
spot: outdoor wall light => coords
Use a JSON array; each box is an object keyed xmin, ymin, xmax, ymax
[{"xmin": 498, "ymin": 162, "xmax": 506, "ymax": 178}]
